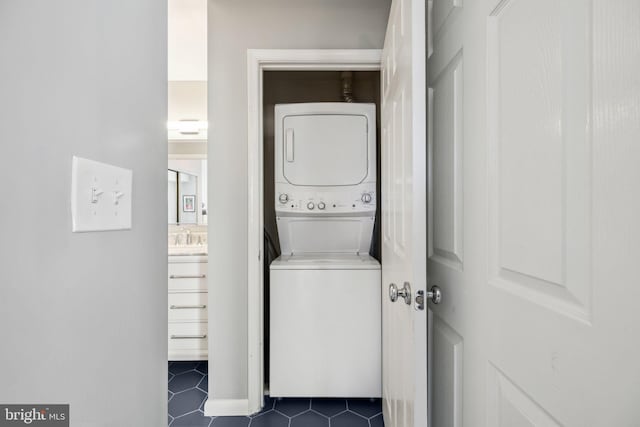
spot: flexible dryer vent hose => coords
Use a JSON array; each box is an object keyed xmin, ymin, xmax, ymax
[{"xmin": 341, "ymin": 71, "xmax": 354, "ymax": 103}]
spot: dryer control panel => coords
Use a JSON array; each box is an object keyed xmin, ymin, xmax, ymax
[{"xmin": 275, "ymin": 183, "xmax": 376, "ymax": 215}]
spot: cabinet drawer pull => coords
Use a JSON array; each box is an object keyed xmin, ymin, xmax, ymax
[
  {"xmin": 169, "ymin": 274, "xmax": 206, "ymax": 279},
  {"xmin": 170, "ymin": 334, "xmax": 207, "ymax": 340},
  {"xmin": 170, "ymin": 304, "xmax": 207, "ymax": 310}
]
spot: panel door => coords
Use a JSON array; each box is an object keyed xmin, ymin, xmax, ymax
[
  {"xmin": 427, "ymin": 0, "xmax": 640, "ymax": 426},
  {"xmin": 380, "ymin": 0, "xmax": 428, "ymax": 426}
]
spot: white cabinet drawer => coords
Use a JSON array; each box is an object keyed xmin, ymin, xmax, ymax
[
  {"xmin": 168, "ymin": 262, "xmax": 207, "ymax": 291},
  {"xmin": 168, "ymin": 259, "xmax": 208, "ymax": 360},
  {"xmin": 168, "ymin": 322, "xmax": 208, "ymax": 360},
  {"xmin": 168, "ymin": 293, "xmax": 208, "ymax": 321}
]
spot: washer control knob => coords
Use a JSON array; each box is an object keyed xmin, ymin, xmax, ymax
[
  {"xmin": 318, "ymin": 202, "xmax": 326, "ymax": 210},
  {"xmin": 278, "ymin": 194, "xmax": 289, "ymax": 204},
  {"xmin": 307, "ymin": 202, "xmax": 315, "ymax": 210},
  {"xmin": 361, "ymin": 193, "xmax": 373, "ymax": 204}
]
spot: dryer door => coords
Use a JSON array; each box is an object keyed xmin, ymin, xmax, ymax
[{"xmin": 282, "ymin": 114, "xmax": 369, "ymax": 186}]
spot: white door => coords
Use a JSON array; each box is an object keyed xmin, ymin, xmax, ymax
[
  {"xmin": 380, "ymin": 0, "xmax": 428, "ymax": 426},
  {"xmin": 427, "ymin": 0, "xmax": 640, "ymax": 426}
]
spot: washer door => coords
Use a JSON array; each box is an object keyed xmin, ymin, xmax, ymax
[{"xmin": 276, "ymin": 215, "xmax": 375, "ymax": 255}]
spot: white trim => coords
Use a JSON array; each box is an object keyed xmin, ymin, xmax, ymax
[
  {"xmin": 246, "ymin": 49, "xmax": 382, "ymax": 414},
  {"xmin": 203, "ymin": 398, "xmax": 250, "ymax": 417}
]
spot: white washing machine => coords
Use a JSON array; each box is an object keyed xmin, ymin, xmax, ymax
[{"xmin": 269, "ymin": 103, "xmax": 381, "ymax": 398}]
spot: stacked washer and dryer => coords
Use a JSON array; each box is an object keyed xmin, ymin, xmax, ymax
[{"xmin": 269, "ymin": 102, "xmax": 381, "ymax": 398}]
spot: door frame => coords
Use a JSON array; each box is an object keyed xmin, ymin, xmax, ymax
[{"xmin": 246, "ymin": 48, "xmax": 382, "ymax": 414}]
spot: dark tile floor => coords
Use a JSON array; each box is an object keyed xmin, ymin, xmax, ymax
[{"xmin": 168, "ymin": 362, "xmax": 384, "ymax": 427}]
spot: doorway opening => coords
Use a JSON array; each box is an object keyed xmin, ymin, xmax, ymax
[
  {"xmin": 246, "ymin": 49, "xmax": 382, "ymax": 414},
  {"xmin": 262, "ymin": 69, "xmax": 383, "ymax": 391},
  {"xmin": 167, "ymin": 0, "xmax": 210, "ymax": 424}
]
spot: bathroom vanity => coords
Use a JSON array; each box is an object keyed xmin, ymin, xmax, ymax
[
  {"xmin": 167, "ymin": 85, "xmax": 209, "ymax": 361},
  {"xmin": 168, "ymin": 254, "xmax": 208, "ymax": 361}
]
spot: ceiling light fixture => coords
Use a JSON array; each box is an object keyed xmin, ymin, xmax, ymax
[{"xmin": 167, "ymin": 120, "xmax": 208, "ymax": 135}]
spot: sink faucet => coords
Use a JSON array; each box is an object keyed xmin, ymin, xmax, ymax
[
  {"xmin": 186, "ymin": 229, "xmax": 192, "ymax": 245},
  {"xmin": 174, "ymin": 233, "xmax": 181, "ymax": 245}
]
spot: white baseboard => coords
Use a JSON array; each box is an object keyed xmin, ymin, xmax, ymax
[{"xmin": 203, "ymin": 398, "xmax": 250, "ymax": 417}]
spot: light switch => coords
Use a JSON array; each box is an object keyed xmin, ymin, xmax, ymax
[{"xmin": 71, "ymin": 156, "xmax": 133, "ymax": 232}]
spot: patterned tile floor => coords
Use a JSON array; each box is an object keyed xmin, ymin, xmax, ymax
[{"xmin": 168, "ymin": 362, "xmax": 384, "ymax": 427}]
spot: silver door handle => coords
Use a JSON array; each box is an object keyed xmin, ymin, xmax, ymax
[
  {"xmin": 427, "ymin": 286, "xmax": 442, "ymax": 304},
  {"xmin": 389, "ymin": 282, "xmax": 412, "ymax": 305},
  {"xmin": 170, "ymin": 305, "xmax": 207, "ymax": 310},
  {"xmin": 169, "ymin": 274, "xmax": 206, "ymax": 279}
]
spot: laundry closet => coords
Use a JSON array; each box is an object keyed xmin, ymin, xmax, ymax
[{"xmin": 262, "ymin": 70, "xmax": 382, "ymax": 397}]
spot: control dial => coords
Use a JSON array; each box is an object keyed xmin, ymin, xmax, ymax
[
  {"xmin": 318, "ymin": 202, "xmax": 326, "ymax": 210},
  {"xmin": 307, "ymin": 202, "xmax": 315, "ymax": 210},
  {"xmin": 278, "ymin": 193, "xmax": 289, "ymax": 204},
  {"xmin": 361, "ymin": 193, "xmax": 373, "ymax": 204}
]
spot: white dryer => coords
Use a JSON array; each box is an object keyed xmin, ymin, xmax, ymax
[{"xmin": 269, "ymin": 102, "xmax": 381, "ymax": 398}]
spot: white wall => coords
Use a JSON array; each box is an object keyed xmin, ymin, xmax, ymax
[
  {"xmin": 0, "ymin": 1, "xmax": 167, "ymax": 425},
  {"xmin": 207, "ymin": 0, "xmax": 390, "ymax": 403}
]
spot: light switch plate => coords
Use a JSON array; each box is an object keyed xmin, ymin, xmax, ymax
[{"xmin": 71, "ymin": 156, "xmax": 133, "ymax": 232}]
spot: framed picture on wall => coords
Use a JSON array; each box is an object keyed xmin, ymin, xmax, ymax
[{"xmin": 183, "ymin": 195, "xmax": 196, "ymax": 212}]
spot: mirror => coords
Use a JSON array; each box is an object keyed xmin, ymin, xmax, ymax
[{"xmin": 168, "ymin": 166, "xmax": 206, "ymax": 225}]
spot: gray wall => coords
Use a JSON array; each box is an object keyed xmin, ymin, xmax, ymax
[
  {"xmin": 207, "ymin": 0, "xmax": 391, "ymax": 401},
  {"xmin": 0, "ymin": 1, "xmax": 167, "ymax": 425}
]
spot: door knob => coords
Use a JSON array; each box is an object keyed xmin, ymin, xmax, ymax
[
  {"xmin": 427, "ymin": 286, "xmax": 442, "ymax": 304},
  {"xmin": 389, "ymin": 282, "xmax": 412, "ymax": 305}
]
